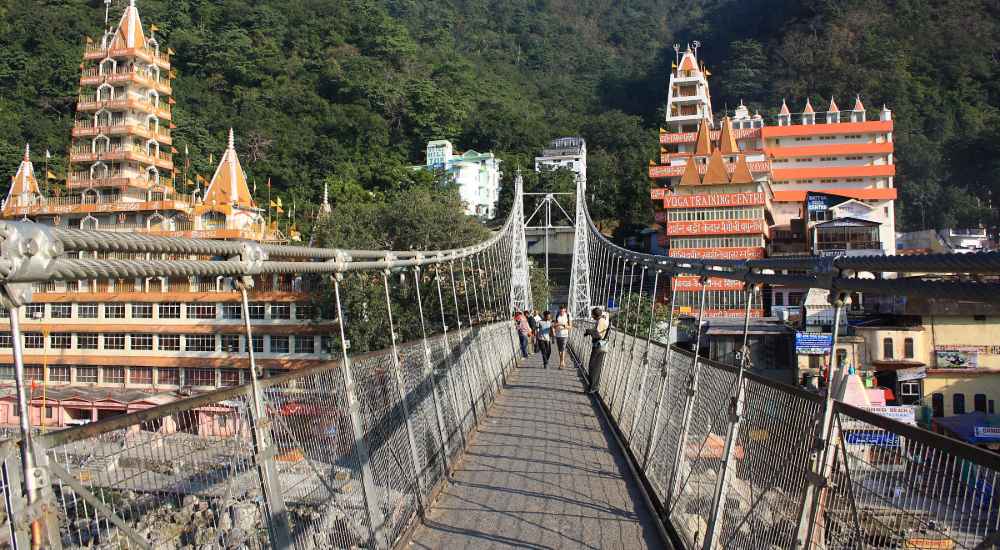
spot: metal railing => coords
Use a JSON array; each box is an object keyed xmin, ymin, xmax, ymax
[{"xmin": 566, "ymin": 324, "xmax": 1000, "ymax": 549}]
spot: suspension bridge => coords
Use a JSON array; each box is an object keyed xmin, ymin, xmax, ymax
[{"xmin": 1, "ymin": 176, "xmax": 999, "ymax": 550}]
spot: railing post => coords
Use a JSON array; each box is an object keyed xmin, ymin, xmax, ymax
[
  {"xmin": 795, "ymin": 291, "xmax": 849, "ymax": 549},
  {"xmin": 332, "ymin": 274, "xmax": 390, "ymax": 548},
  {"xmin": 617, "ymin": 265, "xmax": 647, "ymax": 422},
  {"xmin": 434, "ymin": 264, "xmax": 469, "ymax": 451},
  {"xmin": 235, "ymin": 282, "xmax": 293, "ymax": 549},
  {"xmin": 412, "ymin": 265, "xmax": 451, "ymax": 476},
  {"xmin": 665, "ymin": 276, "xmax": 709, "ymax": 511},
  {"xmin": 381, "ymin": 267, "xmax": 426, "ymax": 515},
  {"xmin": 607, "ymin": 258, "xmax": 630, "ymax": 401},
  {"xmin": 629, "ymin": 269, "xmax": 661, "ymax": 442},
  {"xmin": 643, "ymin": 282, "xmax": 679, "ymax": 470},
  {"xmin": 703, "ymin": 283, "xmax": 758, "ymax": 549}
]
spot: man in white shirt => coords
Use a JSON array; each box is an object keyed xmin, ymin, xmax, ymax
[{"xmin": 553, "ymin": 305, "xmax": 572, "ymax": 369}]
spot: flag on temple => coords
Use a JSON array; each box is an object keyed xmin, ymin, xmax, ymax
[
  {"xmin": 167, "ymin": 48, "xmax": 175, "ymax": 56},
  {"xmin": 276, "ymin": 206, "xmax": 284, "ymax": 214},
  {"xmin": 269, "ymin": 200, "xmax": 278, "ymax": 208},
  {"xmin": 46, "ymin": 171, "xmax": 57, "ymax": 180},
  {"xmin": 170, "ymin": 147, "xmax": 178, "ymax": 154},
  {"xmin": 186, "ymin": 179, "xmax": 195, "ymax": 188},
  {"xmin": 168, "ymin": 70, "xmax": 177, "ymax": 79},
  {"xmin": 169, "ymin": 123, "xmax": 177, "ymax": 129},
  {"xmin": 85, "ymin": 36, "xmax": 93, "ymax": 43},
  {"xmin": 167, "ymin": 97, "xmax": 176, "ymax": 105},
  {"xmin": 149, "ymin": 24, "xmax": 159, "ymax": 33},
  {"xmin": 45, "ymin": 150, "xmax": 51, "ymax": 160}
]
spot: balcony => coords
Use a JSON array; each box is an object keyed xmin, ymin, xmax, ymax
[
  {"xmin": 82, "ymin": 44, "xmax": 170, "ymax": 70},
  {"xmin": 77, "ymin": 94, "xmax": 171, "ymax": 120},
  {"xmin": 2, "ymin": 189, "xmax": 196, "ymax": 217},
  {"xmin": 80, "ymin": 66, "xmax": 172, "ymax": 95},
  {"xmin": 73, "ymin": 120, "xmax": 172, "ymax": 144},
  {"xmin": 816, "ymin": 241, "xmax": 884, "ymax": 256},
  {"xmin": 69, "ymin": 144, "xmax": 173, "ymax": 170}
]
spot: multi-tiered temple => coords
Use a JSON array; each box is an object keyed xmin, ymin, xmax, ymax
[{"xmin": 0, "ymin": 1, "xmax": 332, "ymax": 429}]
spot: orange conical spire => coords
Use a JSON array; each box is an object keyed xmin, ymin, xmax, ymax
[
  {"xmin": 678, "ymin": 46, "xmax": 698, "ymax": 73},
  {"xmin": 729, "ymin": 155, "xmax": 755, "ymax": 184},
  {"xmin": 828, "ymin": 97, "xmax": 839, "ymax": 112},
  {"xmin": 702, "ymin": 149, "xmax": 729, "ymax": 185},
  {"xmin": 203, "ymin": 129, "xmax": 255, "ymax": 208},
  {"xmin": 718, "ymin": 117, "xmax": 738, "ymax": 155},
  {"xmin": 803, "ymin": 98, "xmax": 815, "ymax": 114},
  {"xmin": 5, "ymin": 144, "xmax": 42, "ymax": 205},
  {"xmin": 779, "ymin": 99, "xmax": 790, "ymax": 116},
  {"xmin": 679, "ymin": 159, "xmax": 701, "ymax": 186},
  {"xmin": 109, "ymin": 0, "xmax": 147, "ymax": 50},
  {"xmin": 853, "ymin": 95, "xmax": 865, "ymax": 111},
  {"xmin": 694, "ymin": 118, "xmax": 713, "ymax": 156}
]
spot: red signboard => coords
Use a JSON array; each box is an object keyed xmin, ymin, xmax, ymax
[
  {"xmin": 671, "ymin": 276, "xmax": 745, "ymax": 292},
  {"xmin": 669, "ymin": 247, "xmax": 765, "ymax": 260},
  {"xmin": 649, "ymin": 165, "xmax": 673, "ymax": 179},
  {"xmin": 650, "ymin": 188, "xmax": 666, "ymax": 200},
  {"xmin": 663, "ymin": 192, "xmax": 766, "ymax": 209},
  {"xmin": 666, "ymin": 219, "xmax": 766, "ymax": 236}
]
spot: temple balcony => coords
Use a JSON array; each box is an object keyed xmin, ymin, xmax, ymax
[
  {"xmin": 69, "ymin": 145, "xmax": 173, "ymax": 170},
  {"xmin": 82, "ymin": 44, "xmax": 170, "ymax": 70},
  {"xmin": 80, "ymin": 66, "xmax": 172, "ymax": 95},
  {"xmin": 72, "ymin": 120, "xmax": 172, "ymax": 145},
  {"xmin": 2, "ymin": 190, "xmax": 195, "ymax": 217},
  {"xmin": 77, "ymin": 95, "xmax": 171, "ymax": 121}
]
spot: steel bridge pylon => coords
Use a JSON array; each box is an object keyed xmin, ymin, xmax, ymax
[
  {"xmin": 567, "ymin": 177, "xmax": 591, "ymax": 319},
  {"xmin": 509, "ymin": 172, "xmax": 532, "ymax": 313}
]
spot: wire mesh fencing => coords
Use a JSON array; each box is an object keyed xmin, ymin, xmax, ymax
[
  {"xmin": 567, "ymin": 323, "xmax": 1000, "ymax": 550},
  {"xmin": 0, "ymin": 323, "xmax": 516, "ymax": 550}
]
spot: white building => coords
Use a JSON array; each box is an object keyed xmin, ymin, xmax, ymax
[
  {"xmin": 418, "ymin": 139, "xmax": 502, "ymax": 219},
  {"xmin": 534, "ymin": 137, "xmax": 586, "ymax": 182}
]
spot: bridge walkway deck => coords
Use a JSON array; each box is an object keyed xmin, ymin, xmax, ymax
[{"xmin": 409, "ymin": 351, "xmax": 665, "ymax": 549}]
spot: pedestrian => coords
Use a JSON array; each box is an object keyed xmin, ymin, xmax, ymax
[
  {"xmin": 554, "ymin": 305, "xmax": 572, "ymax": 369},
  {"xmin": 584, "ymin": 307, "xmax": 610, "ymax": 394},
  {"xmin": 514, "ymin": 311, "xmax": 531, "ymax": 359},
  {"xmin": 524, "ymin": 310, "xmax": 538, "ymax": 354},
  {"xmin": 537, "ymin": 311, "xmax": 553, "ymax": 368}
]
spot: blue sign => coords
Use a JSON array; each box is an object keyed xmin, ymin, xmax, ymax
[
  {"xmin": 795, "ymin": 332, "xmax": 833, "ymax": 355},
  {"xmin": 807, "ymin": 195, "xmax": 829, "ymax": 212},
  {"xmin": 845, "ymin": 431, "xmax": 900, "ymax": 447}
]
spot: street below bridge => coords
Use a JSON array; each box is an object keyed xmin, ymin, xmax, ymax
[{"xmin": 410, "ymin": 353, "xmax": 665, "ymax": 549}]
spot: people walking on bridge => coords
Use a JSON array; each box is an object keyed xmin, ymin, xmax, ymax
[
  {"xmin": 537, "ymin": 311, "xmax": 553, "ymax": 368},
  {"xmin": 585, "ymin": 307, "xmax": 610, "ymax": 393},
  {"xmin": 525, "ymin": 309, "xmax": 539, "ymax": 354},
  {"xmin": 554, "ymin": 305, "xmax": 572, "ymax": 369},
  {"xmin": 514, "ymin": 311, "xmax": 531, "ymax": 359}
]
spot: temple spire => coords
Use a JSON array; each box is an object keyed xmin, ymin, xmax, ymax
[
  {"xmin": 203, "ymin": 129, "xmax": 255, "ymax": 208},
  {"xmin": 4, "ymin": 144, "xmax": 43, "ymax": 209},
  {"xmin": 321, "ymin": 182, "xmax": 331, "ymax": 214}
]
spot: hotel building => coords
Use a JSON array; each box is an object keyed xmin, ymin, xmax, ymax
[{"xmin": 0, "ymin": 1, "xmax": 334, "ymax": 429}]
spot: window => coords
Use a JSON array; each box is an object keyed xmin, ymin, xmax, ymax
[
  {"xmin": 787, "ymin": 293, "xmax": 804, "ymax": 307},
  {"xmin": 51, "ymin": 304, "xmax": 73, "ymax": 319},
  {"xmin": 953, "ymin": 394, "xmax": 966, "ymax": 415},
  {"xmin": 102, "ymin": 367, "xmax": 125, "ymax": 384},
  {"xmin": 295, "ymin": 304, "xmax": 315, "ymax": 320},
  {"xmin": 836, "ymin": 349, "xmax": 848, "ymax": 369},
  {"xmin": 130, "ymin": 334, "xmax": 153, "ymax": 351},
  {"xmin": 248, "ymin": 303, "xmax": 266, "ymax": 320},
  {"xmin": 904, "ymin": 338, "xmax": 914, "ymax": 359},
  {"xmin": 159, "ymin": 302, "xmax": 181, "ymax": 319},
  {"xmin": 78, "ymin": 303, "xmax": 99, "ymax": 319},
  {"xmin": 75, "ymin": 333, "xmax": 98, "ymax": 350},
  {"xmin": 269, "ymin": 335, "xmax": 289, "ymax": 354},
  {"xmin": 931, "ymin": 393, "xmax": 944, "ymax": 417},
  {"xmin": 252, "ymin": 335, "xmax": 264, "ymax": 353},
  {"xmin": 187, "ymin": 304, "xmax": 217, "ymax": 319},
  {"xmin": 157, "ymin": 368, "xmax": 179, "ymax": 385},
  {"xmin": 221, "ymin": 335, "xmax": 241, "ymax": 352},
  {"xmin": 77, "ymin": 367, "xmax": 98, "ymax": 383},
  {"xmin": 104, "ymin": 303, "xmax": 125, "ymax": 319},
  {"xmin": 24, "ymin": 367, "xmax": 43, "ymax": 381},
  {"xmin": 25, "ymin": 304, "xmax": 45, "ymax": 319},
  {"xmin": 49, "ymin": 366, "xmax": 71, "ymax": 382},
  {"xmin": 773, "ymin": 293, "xmax": 784, "ymax": 307},
  {"xmin": 294, "ymin": 336, "xmax": 315, "ymax": 354},
  {"xmin": 104, "ymin": 334, "xmax": 125, "ymax": 350},
  {"xmin": 0, "ymin": 307, "xmax": 7, "ymax": 318},
  {"xmin": 882, "ymin": 338, "xmax": 894, "ymax": 359},
  {"xmin": 974, "ymin": 394, "xmax": 988, "ymax": 413},
  {"xmin": 45, "ymin": 406, "xmax": 53, "ymax": 419},
  {"xmin": 50, "ymin": 333, "xmax": 73, "ymax": 349},
  {"xmin": 222, "ymin": 304, "xmax": 242, "ymax": 320},
  {"xmin": 270, "ymin": 304, "xmax": 290, "ymax": 320},
  {"xmin": 130, "ymin": 367, "xmax": 153, "ymax": 385},
  {"xmin": 220, "ymin": 369, "xmax": 240, "ymax": 386},
  {"xmin": 0, "ymin": 333, "xmax": 12, "ymax": 348},
  {"xmin": 24, "ymin": 333, "xmax": 44, "ymax": 349},
  {"xmin": 185, "ymin": 368, "xmax": 215, "ymax": 387},
  {"xmin": 132, "ymin": 304, "xmax": 153, "ymax": 319},
  {"xmin": 159, "ymin": 334, "xmax": 180, "ymax": 351},
  {"xmin": 185, "ymin": 334, "xmax": 216, "ymax": 352},
  {"xmin": 898, "ymin": 381, "xmax": 921, "ymax": 405}
]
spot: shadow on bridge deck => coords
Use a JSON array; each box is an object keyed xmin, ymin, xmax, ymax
[{"xmin": 409, "ymin": 353, "xmax": 666, "ymax": 549}]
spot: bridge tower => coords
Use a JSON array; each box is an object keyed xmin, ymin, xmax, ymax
[
  {"xmin": 567, "ymin": 177, "xmax": 591, "ymax": 319},
  {"xmin": 509, "ymin": 172, "xmax": 533, "ymax": 312}
]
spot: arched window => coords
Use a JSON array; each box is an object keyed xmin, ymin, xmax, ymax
[
  {"xmin": 99, "ymin": 57, "xmax": 116, "ymax": 76},
  {"xmin": 931, "ymin": 393, "xmax": 944, "ymax": 417},
  {"xmin": 90, "ymin": 161, "xmax": 110, "ymax": 180},
  {"xmin": 81, "ymin": 188, "xmax": 101, "ymax": 204},
  {"xmin": 95, "ymin": 109, "xmax": 112, "ymax": 128},
  {"xmin": 146, "ymin": 213, "xmax": 166, "ymax": 230},
  {"xmin": 953, "ymin": 393, "xmax": 966, "ymax": 415},
  {"xmin": 80, "ymin": 215, "xmax": 99, "ymax": 230},
  {"xmin": 147, "ymin": 90, "xmax": 159, "ymax": 107},
  {"xmin": 975, "ymin": 394, "xmax": 988, "ymax": 413},
  {"xmin": 904, "ymin": 338, "xmax": 915, "ymax": 359},
  {"xmin": 146, "ymin": 139, "xmax": 160, "ymax": 157},
  {"xmin": 146, "ymin": 166, "xmax": 159, "ymax": 185},
  {"xmin": 146, "ymin": 115, "xmax": 159, "ymax": 133},
  {"xmin": 93, "ymin": 134, "xmax": 111, "ymax": 154},
  {"xmin": 96, "ymin": 83, "xmax": 114, "ymax": 102},
  {"xmin": 882, "ymin": 337, "xmax": 893, "ymax": 360}
]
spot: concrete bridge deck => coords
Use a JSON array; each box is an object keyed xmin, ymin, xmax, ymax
[{"xmin": 410, "ymin": 353, "xmax": 665, "ymax": 549}]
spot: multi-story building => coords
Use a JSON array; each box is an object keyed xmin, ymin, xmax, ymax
[
  {"xmin": 0, "ymin": 1, "xmax": 333, "ymax": 429},
  {"xmin": 649, "ymin": 45, "xmax": 772, "ymax": 317},
  {"xmin": 417, "ymin": 139, "xmax": 501, "ymax": 219},
  {"xmin": 535, "ymin": 137, "xmax": 586, "ymax": 182}
]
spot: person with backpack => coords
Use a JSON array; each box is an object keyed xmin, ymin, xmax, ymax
[
  {"xmin": 584, "ymin": 307, "xmax": 610, "ymax": 394},
  {"xmin": 514, "ymin": 311, "xmax": 531, "ymax": 359},
  {"xmin": 553, "ymin": 305, "xmax": 572, "ymax": 369},
  {"xmin": 536, "ymin": 311, "xmax": 553, "ymax": 368}
]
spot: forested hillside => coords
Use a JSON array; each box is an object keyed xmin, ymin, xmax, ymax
[{"xmin": 0, "ymin": 0, "xmax": 996, "ymax": 237}]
